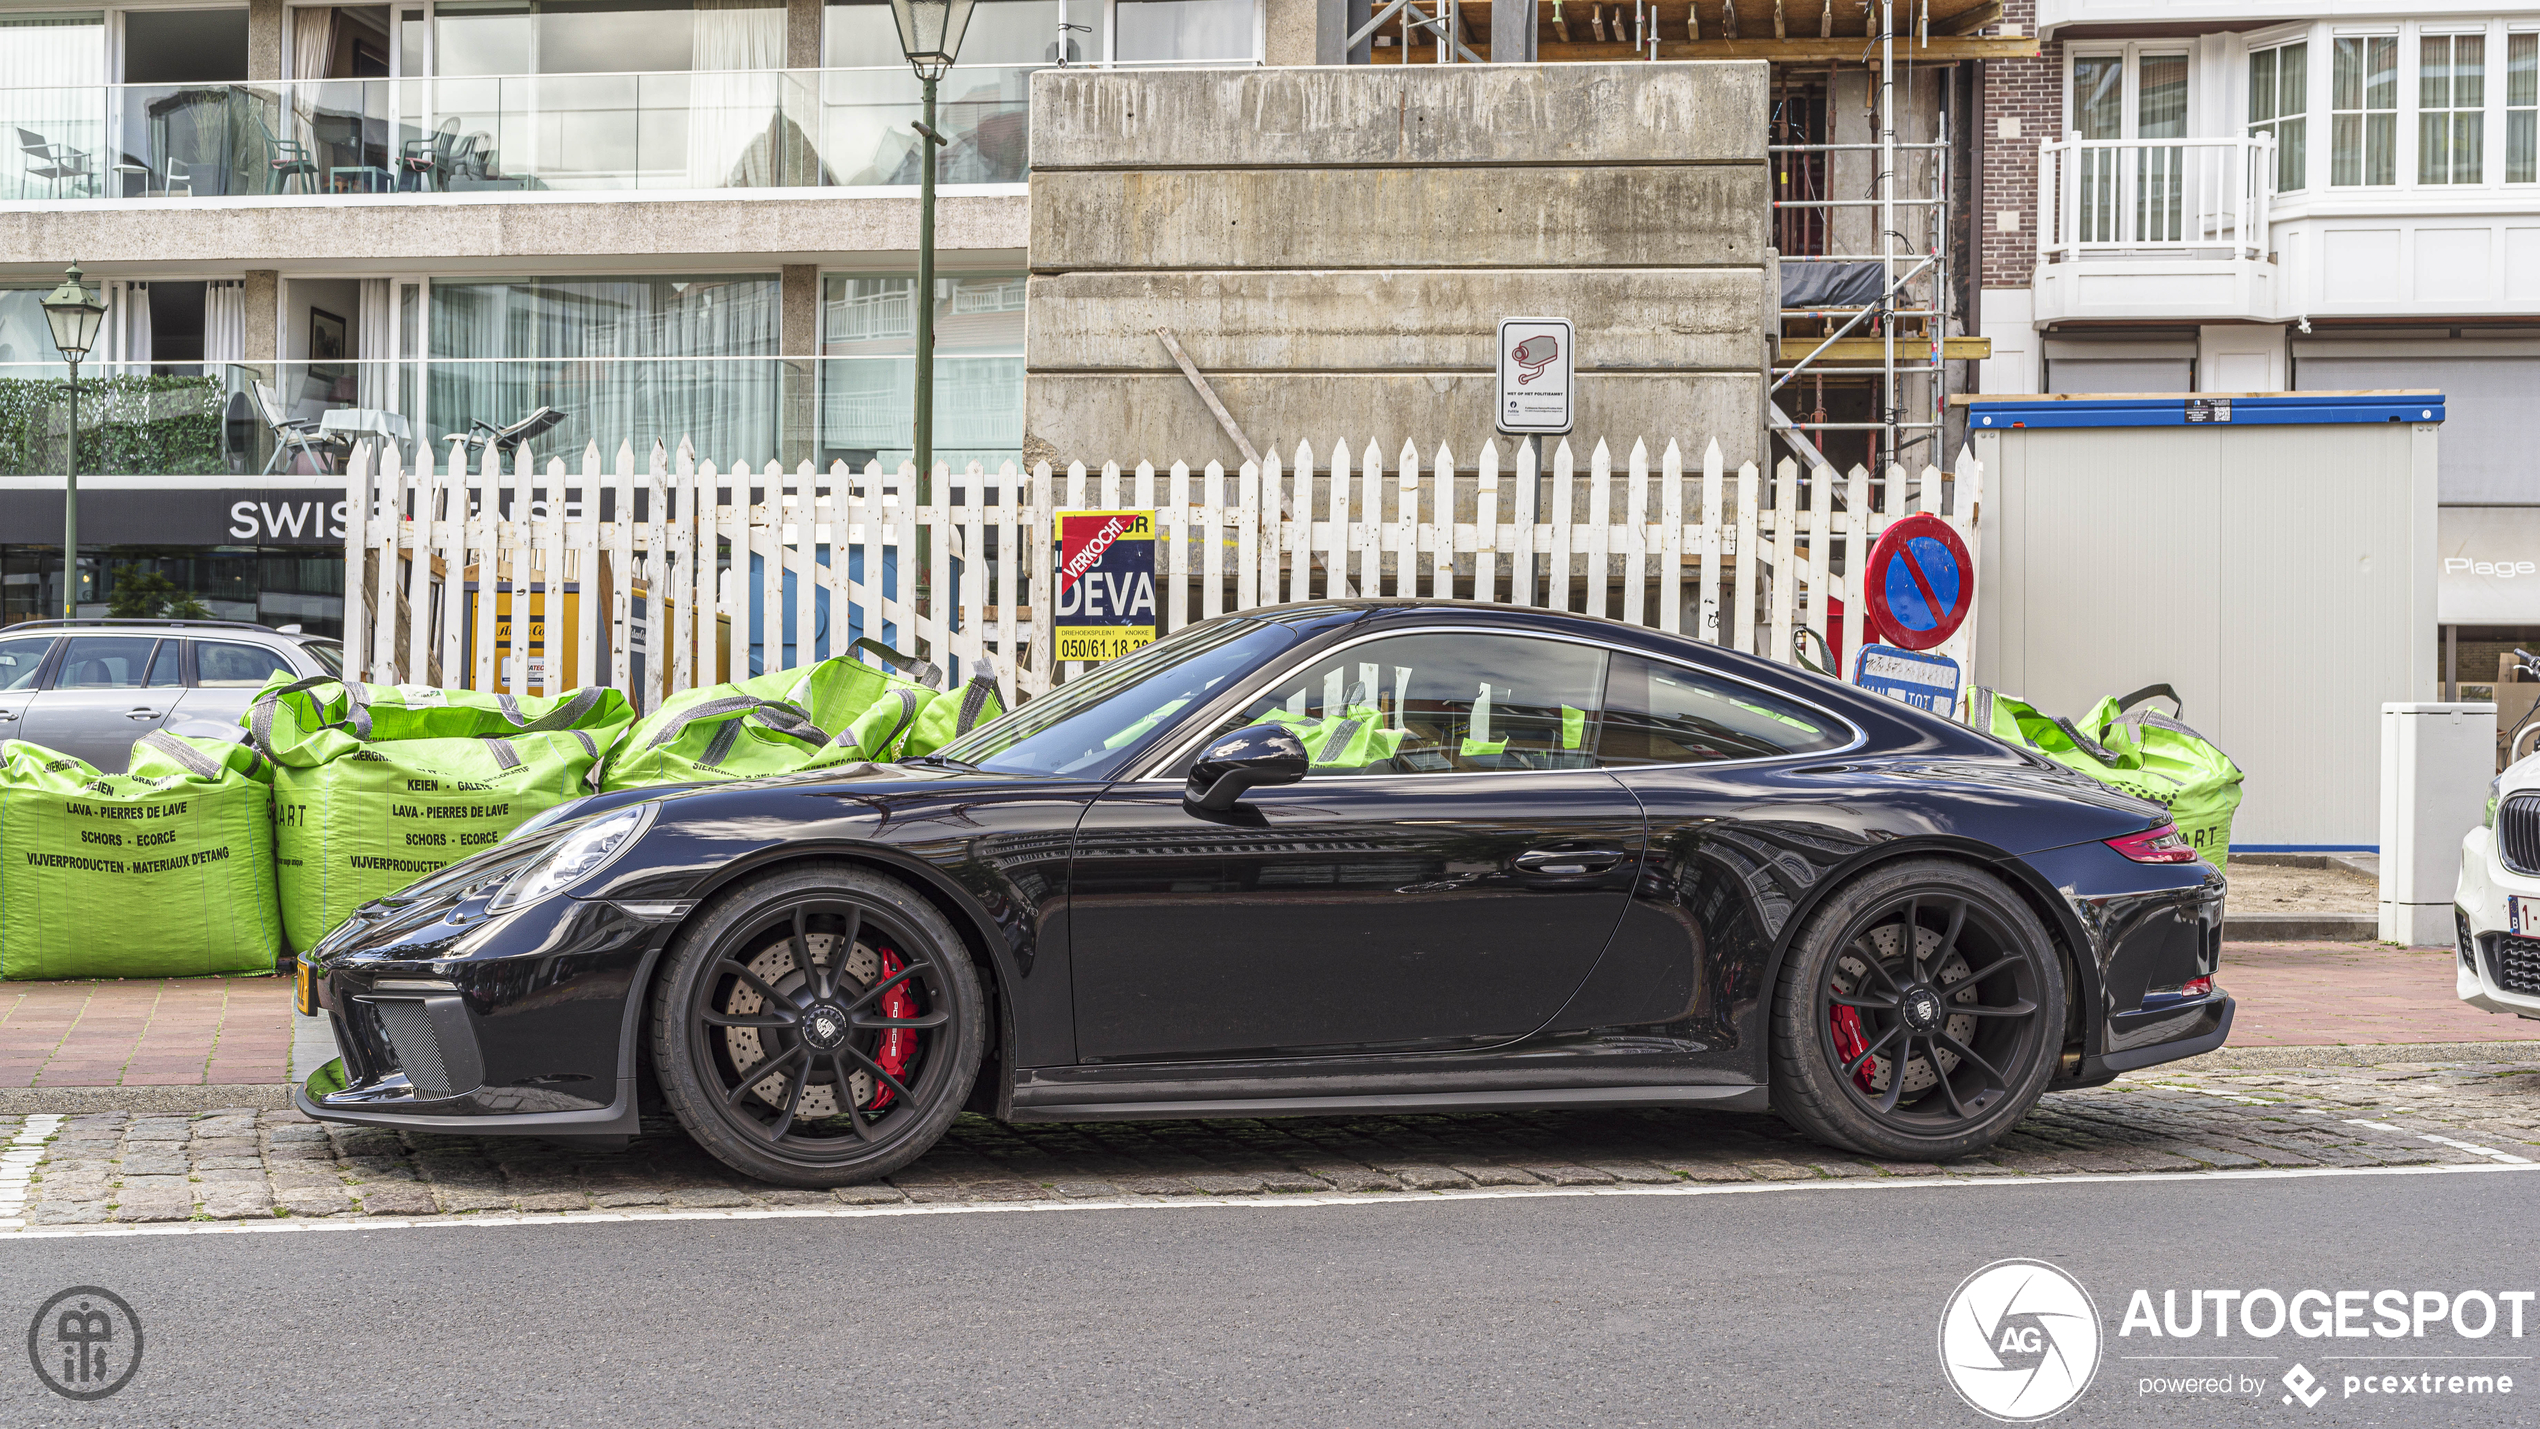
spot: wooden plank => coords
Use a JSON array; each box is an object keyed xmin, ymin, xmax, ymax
[
  {"xmin": 575, "ymin": 443, "xmax": 602, "ymax": 693},
  {"xmin": 1357, "ymin": 439, "xmax": 1382, "ymax": 599},
  {"xmin": 1659, "ymin": 439, "xmax": 1684, "ymax": 634},
  {"xmin": 1475, "ymin": 441, "xmax": 1500, "ymax": 605},
  {"xmin": 1396, "ymin": 440, "xmax": 1419, "ymax": 599},
  {"xmin": 608, "ymin": 441, "xmax": 635, "ymax": 699},
  {"xmin": 1699, "ymin": 440, "xmax": 1725, "ymax": 644},
  {"xmin": 403, "ymin": 448, "xmax": 434, "ymax": 686},
  {"xmin": 1549, "ymin": 438, "xmax": 1574, "ymax": 613},
  {"xmin": 1587, "ymin": 439, "xmax": 1612, "ymax": 619},
  {"xmin": 1165, "ymin": 460, "xmax": 1189, "ymax": 633},
  {"xmin": 339, "ymin": 444, "xmax": 370, "ymax": 681},
  {"xmin": 1732, "ymin": 458, "xmax": 1758, "ymax": 656},
  {"xmin": 1429, "ymin": 442, "xmax": 1454, "ymax": 602},
  {"xmin": 1325, "ymin": 440, "xmax": 1351, "ymax": 601},
  {"xmin": 1237, "ymin": 459, "xmax": 1261, "ymax": 614},
  {"xmin": 471, "ymin": 443, "xmax": 500, "ymax": 694},
  {"xmin": 1787, "ymin": 336, "xmax": 1994, "ymax": 362},
  {"xmin": 1200, "ymin": 458, "xmax": 1224, "ymax": 621},
  {"xmin": 1804, "ymin": 459, "xmax": 1833, "ymax": 670},
  {"xmin": 1622, "ymin": 438, "xmax": 1648, "ymax": 629},
  {"xmin": 1840, "ymin": 464, "xmax": 1870, "ymax": 676},
  {"xmin": 436, "ymin": 445, "xmax": 467, "ymax": 689},
  {"xmin": 372, "ymin": 448, "xmax": 404, "ymax": 684}
]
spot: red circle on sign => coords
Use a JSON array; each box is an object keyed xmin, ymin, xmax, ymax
[{"xmin": 1862, "ymin": 512, "xmax": 1972, "ymax": 652}]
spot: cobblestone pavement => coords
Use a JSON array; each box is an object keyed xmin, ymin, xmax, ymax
[{"xmin": 3, "ymin": 1059, "xmax": 2537, "ymax": 1231}]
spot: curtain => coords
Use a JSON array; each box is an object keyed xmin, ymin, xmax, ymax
[
  {"xmin": 356, "ymin": 278, "xmax": 391, "ymax": 410},
  {"xmin": 430, "ymin": 276, "xmax": 782, "ymax": 463},
  {"xmin": 0, "ymin": 15, "xmax": 106, "ymax": 200},
  {"xmin": 204, "ymin": 281, "xmax": 245, "ymax": 366},
  {"xmin": 290, "ymin": 7, "xmax": 337, "ymax": 165},
  {"xmin": 687, "ymin": 0, "xmax": 783, "ymax": 188},
  {"xmin": 124, "ymin": 283, "xmax": 153, "ymax": 370}
]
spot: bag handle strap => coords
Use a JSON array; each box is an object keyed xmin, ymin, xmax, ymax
[
  {"xmin": 641, "ymin": 694, "xmax": 827, "ymax": 754},
  {"xmin": 2050, "ymin": 715, "xmax": 2124, "ymax": 767},
  {"xmin": 952, "ymin": 674, "xmax": 999, "ymax": 736},
  {"xmin": 138, "ymin": 730, "xmax": 226, "ymax": 780},
  {"xmin": 852, "ymin": 638, "xmax": 944, "ymax": 691},
  {"xmin": 510, "ymin": 686, "xmax": 606, "ymax": 734},
  {"xmin": 2113, "ymin": 683, "xmax": 2183, "ymax": 718},
  {"xmin": 837, "ymin": 687, "xmax": 922, "ymax": 755},
  {"xmin": 248, "ymin": 674, "xmax": 362, "ymax": 759}
]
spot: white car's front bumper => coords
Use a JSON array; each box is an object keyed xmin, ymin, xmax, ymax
[{"xmin": 2453, "ymin": 825, "xmax": 2540, "ymax": 1019}]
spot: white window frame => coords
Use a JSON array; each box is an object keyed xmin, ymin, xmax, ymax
[
  {"xmin": 2416, "ymin": 26, "xmax": 2491, "ymax": 186},
  {"xmin": 2246, "ymin": 33, "xmax": 2311, "ymax": 194}
]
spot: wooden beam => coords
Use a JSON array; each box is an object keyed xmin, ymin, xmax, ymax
[
  {"xmin": 1935, "ymin": 0, "xmax": 1999, "ymax": 34},
  {"xmin": 1789, "ymin": 336, "xmax": 1995, "ymax": 361}
]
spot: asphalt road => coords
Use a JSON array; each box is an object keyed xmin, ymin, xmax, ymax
[{"xmin": 2, "ymin": 1167, "xmax": 2536, "ymax": 1427}]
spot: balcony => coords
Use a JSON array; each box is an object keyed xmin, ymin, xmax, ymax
[
  {"xmin": 0, "ymin": 355, "xmax": 1024, "ymax": 479},
  {"xmin": 0, "ymin": 65, "xmax": 1033, "ymax": 203},
  {"xmin": 2032, "ymin": 134, "xmax": 2280, "ymax": 324}
]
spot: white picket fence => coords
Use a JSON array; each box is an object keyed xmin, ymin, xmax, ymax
[{"xmin": 338, "ymin": 435, "xmax": 1982, "ymax": 713}]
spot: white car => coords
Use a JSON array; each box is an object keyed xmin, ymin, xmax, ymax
[{"xmin": 2456, "ymin": 761, "xmax": 2540, "ymax": 1020}]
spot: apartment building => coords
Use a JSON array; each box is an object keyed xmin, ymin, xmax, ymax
[
  {"xmin": 1977, "ymin": 0, "xmax": 2540, "ymax": 681},
  {"xmin": 0, "ymin": 0, "xmax": 2031, "ymax": 637}
]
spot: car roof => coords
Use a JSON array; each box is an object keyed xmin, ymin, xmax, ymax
[{"xmin": 3, "ymin": 619, "xmax": 332, "ymax": 644}]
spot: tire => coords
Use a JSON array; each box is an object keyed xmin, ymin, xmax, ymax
[
  {"xmin": 648, "ymin": 862, "xmax": 985, "ymax": 1187},
  {"xmin": 1767, "ymin": 857, "xmax": 2065, "ymax": 1163}
]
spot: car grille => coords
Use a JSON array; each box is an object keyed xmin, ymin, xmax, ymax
[
  {"xmin": 2492, "ymin": 935, "xmax": 2540, "ymax": 998},
  {"xmin": 2461, "ymin": 911, "xmax": 2478, "ymax": 971},
  {"xmin": 2499, "ymin": 795, "xmax": 2540, "ymax": 876},
  {"xmin": 372, "ymin": 1000, "xmax": 453, "ymax": 1097}
]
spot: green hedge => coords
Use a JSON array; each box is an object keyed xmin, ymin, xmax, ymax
[{"xmin": 0, "ymin": 374, "xmax": 228, "ymax": 477}]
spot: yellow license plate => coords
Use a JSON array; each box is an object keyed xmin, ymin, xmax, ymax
[{"xmin": 295, "ymin": 959, "xmax": 317, "ymax": 1017}]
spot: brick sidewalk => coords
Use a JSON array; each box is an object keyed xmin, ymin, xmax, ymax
[
  {"xmin": 0, "ymin": 941, "xmax": 2523, "ymax": 1089},
  {"xmin": 0, "ymin": 978, "xmax": 293, "ymax": 1088}
]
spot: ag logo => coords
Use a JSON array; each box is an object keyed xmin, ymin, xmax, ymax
[{"xmin": 1937, "ymin": 1259, "xmax": 2101, "ymax": 1422}]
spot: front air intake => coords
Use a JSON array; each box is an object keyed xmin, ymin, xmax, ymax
[{"xmin": 373, "ymin": 1000, "xmax": 452, "ymax": 1097}]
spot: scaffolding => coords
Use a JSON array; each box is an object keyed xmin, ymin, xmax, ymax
[{"xmin": 1768, "ymin": 0, "xmax": 1956, "ymax": 473}]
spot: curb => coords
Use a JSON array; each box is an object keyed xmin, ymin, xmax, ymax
[
  {"xmin": 2223, "ymin": 913, "xmax": 2380, "ymax": 942},
  {"xmin": 2159, "ymin": 1040, "xmax": 2540, "ymax": 1071},
  {"xmin": 0, "ymin": 1085, "xmax": 299, "ymax": 1115}
]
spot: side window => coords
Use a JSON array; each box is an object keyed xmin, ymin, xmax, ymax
[
  {"xmin": 196, "ymin": 641, "xmax": 294, "ymax": 688},
  {"xmin": 146, "ymin": 642, "xmax": 184, "ymax": 687},
  {"xmin": 0, "ymin": 637, "xmax": 55, "ymax": 692},
  {"xmin": 53, "ymin": 636, "xmax": 158, "ymax": 690},
  {"xmin": 1200, "ymin": 632, "xmax": 1609, "ymax": 776},
  {"xmin": 1596, "ymin": 653, "xmax": 1852, "ymax": 767}
]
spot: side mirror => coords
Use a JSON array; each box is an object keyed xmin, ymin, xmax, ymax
[{"xmin": 1185, "ymin": 723, "xmax": 1309, "ymax": 812}]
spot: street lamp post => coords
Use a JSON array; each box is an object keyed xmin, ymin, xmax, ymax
[
  {"xmin": 887, "ymin": 0, "xmax": 976, "ymax": 510},
  {"xmin": 41, "ymin": 263, "xmax": 105, "ymax": 621}
]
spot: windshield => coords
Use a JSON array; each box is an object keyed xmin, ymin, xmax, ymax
[{"xmin": 937, "ymin": 617, "xmax": 1302, "ymax": 777}]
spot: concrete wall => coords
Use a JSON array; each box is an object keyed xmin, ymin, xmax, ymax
[{"xmin": 1023, "ymin": 63, "xmax": 1771, "ymax": 471}]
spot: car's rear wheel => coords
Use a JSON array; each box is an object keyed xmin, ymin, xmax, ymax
[
  {"xmin": 648, "ymin": 863, "xmax": 983, "ymax": 1187},
  {"xmin": 1768, "ymin": 858, "xmax": 2064, "ymax": 1163}
]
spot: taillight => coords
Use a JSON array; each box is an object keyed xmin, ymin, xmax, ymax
[{"xmin": 2105, "ymin": 823, "xmax": 2197, "ymax": 864}]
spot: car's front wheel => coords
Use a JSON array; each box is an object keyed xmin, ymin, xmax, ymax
[
  {"xmin": 1768, "ymin": 858, "xmax": 2065, "ymax": 1163},
  {"xmin": 648, "ymin": 863, "xmax": 984, "ymax": 1187}
]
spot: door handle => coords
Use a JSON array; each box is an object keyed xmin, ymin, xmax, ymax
[
  {"xmin": 1514, "ymin": 848, "xmax": 1628, "ymax": 876},
  {"xmin": 126, "ymin": 707, "xmax": 162, "ymax": 719}
]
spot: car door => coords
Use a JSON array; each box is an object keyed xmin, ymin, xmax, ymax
[
  {"xmin": 0, "ymin": 634, "xmax": 59, "ymax": 741},
  {"xmin": 1067, "ymin": 629, "xmax": 1648, "ymax": 1064},
  {"xmin": 21, "ymin": 634, "xmax": 181, "ymax": 771},
  {"xmin": 167, "ymin": 637, "xmax": 300, "ymax": 732}
]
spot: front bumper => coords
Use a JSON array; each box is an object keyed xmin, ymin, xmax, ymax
[
  {"xmin": 2452, "ymin": 826, "xmax": 2540, "ymax": 1019},
  {"xmin": 295, "ymin": 892, "xmax": 686, "ymax": 1136}
]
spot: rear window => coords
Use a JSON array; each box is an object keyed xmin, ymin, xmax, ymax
[
  {"xmin": 196, "ymin": 641, "xmax": 294, "ymax": 688},
  {"xmin": 305, "ymin": 642, "xmax": 344, "ymax": 674}
]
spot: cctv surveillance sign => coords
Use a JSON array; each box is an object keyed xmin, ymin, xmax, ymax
[{"xmin": 1496, "ymin": 317, "xmax": 1573, "ymax": 436}]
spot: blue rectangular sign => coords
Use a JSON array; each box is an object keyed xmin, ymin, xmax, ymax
[{"xmin": 1854, "ymin": 643, "xmax": 1963, "ymax": 716}]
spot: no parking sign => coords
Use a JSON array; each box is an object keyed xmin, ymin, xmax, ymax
[{"xmin": 1862, "ymin": 513, "xmax": 1972, "ymax": 652}]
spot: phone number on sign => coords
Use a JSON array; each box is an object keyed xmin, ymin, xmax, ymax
[{"xmin": 1057, "ymin": 631, "xmax": 1156, "ymax": 662}]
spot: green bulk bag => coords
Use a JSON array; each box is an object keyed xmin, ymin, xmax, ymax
[
  {"xmin": 0, "ymin": 731, "xmax": 283, "ymax": 980},
  {"xmin": 833, "ymin": 640, "xmax": 1005, "ymax": 761},
  {"xmin": 2079, "ymin": 684, "xmax": 2247, "ymax": 869},
  {"xmin": 247, "ymin": 676, "xmax": 634, "ymax": 951}
]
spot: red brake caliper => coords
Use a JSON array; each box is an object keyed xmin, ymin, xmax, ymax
[
  {"xmin": 865, "ymin": 949, "xmax": 919, "ymax": 1111},
  {"xmin": 1829, "ymin": 1004, "xmax": 1877, "ymax": 1092}
]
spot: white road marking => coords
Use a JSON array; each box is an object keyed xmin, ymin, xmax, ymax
[
  {"xmin": 0, "ymin": 1159, "xmax": 2531, "ymax": 1243},
  {"xmin": 2344, "ymin": 1117, "xmax": 2535, "ymax": 1164}
]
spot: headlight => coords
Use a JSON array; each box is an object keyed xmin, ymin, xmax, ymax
[
  {"xmin": 488, "ymin": 803, "xmax": 654, "ymax": 912},
  {"xmin": 507, "ymin": 795, "xmax": 598, "ymax": 843}
]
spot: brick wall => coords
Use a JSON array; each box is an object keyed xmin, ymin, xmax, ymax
[{"xmin": 1979, "ymin": 0, "xmax": 2061, "ymax": 290}]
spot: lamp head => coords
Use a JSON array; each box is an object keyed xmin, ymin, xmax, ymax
[
  {"xmin": 41, "ymin": 262, "xmax": 104, "ymax": 365},
  {"xmin": 888, "ymin": 0, "xmax": 977, "ymax": 80}
]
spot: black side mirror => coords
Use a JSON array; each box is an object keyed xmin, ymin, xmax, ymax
[{"xmin": 1185, "ymin": 723, "xmax": 1309, "ymax": 812}]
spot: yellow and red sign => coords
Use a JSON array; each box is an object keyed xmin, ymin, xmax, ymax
[{"xmin": 1054, "ymin": 509, "xmax": 1156, "ymax": 661}]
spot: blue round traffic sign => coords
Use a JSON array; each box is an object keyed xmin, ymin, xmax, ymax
[{"xmin": 1862, "ymin": 513, "xmax": 1971, "ymax": 652}]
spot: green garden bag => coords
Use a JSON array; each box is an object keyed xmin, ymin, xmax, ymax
[
  {"xmin": 599, "ymin": 645, "xmax": 1007, "ymax": 792},
  {"xmin": 1965, "ymin": 685, "xmax": 2243, "ymax": 868},
  {"xmin": 0, "ymin": 731, "xmax": 282, "ymax": 979},
  {"xmin": 247, "ymin": 676, "xmax": 635, "ymax": 951},
  {"xmin": 2078, "ymin": 685, "xmax": 2246, "ymax": 869}
]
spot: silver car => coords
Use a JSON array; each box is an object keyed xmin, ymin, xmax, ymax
[{"xmin": 0, "ymin": 620, "xmax": 343, "ymax": 772}]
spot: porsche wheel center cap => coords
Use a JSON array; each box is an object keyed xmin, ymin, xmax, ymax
[
  {"xmin": 802, "ymin": 1003, "xmax": 851, "ymax": 1051},
  {"xmin": 1900, "ymin": 987, "xmax": 1944, "ymax": 1033}
]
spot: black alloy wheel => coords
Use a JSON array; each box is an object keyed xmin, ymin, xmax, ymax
[
  {"xmin": 649, "ymin": 863, "xmax": 984, "ymax": 1187},
  {"xmin": 1768, "ymin": 858, "xmax": 2064, "ymax": 1163}
]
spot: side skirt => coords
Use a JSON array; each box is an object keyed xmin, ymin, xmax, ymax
[{"xmin": 1009, "ymin": 1082, "xmax": 1770, "ymax": 1123}]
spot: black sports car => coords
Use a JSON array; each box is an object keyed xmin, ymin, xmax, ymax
[{"xmin": 296, "ymin": 601, "xmax": 2231, "ymax": 1185}]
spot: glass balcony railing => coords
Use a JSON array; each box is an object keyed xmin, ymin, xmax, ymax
[
  {"xmin": 0, "ymin": 355, "xmax": 1024, "ymax": 478},
  {"xmin": 0, "ymin": 65, "xmax": 1036, "ymax": 201}
]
